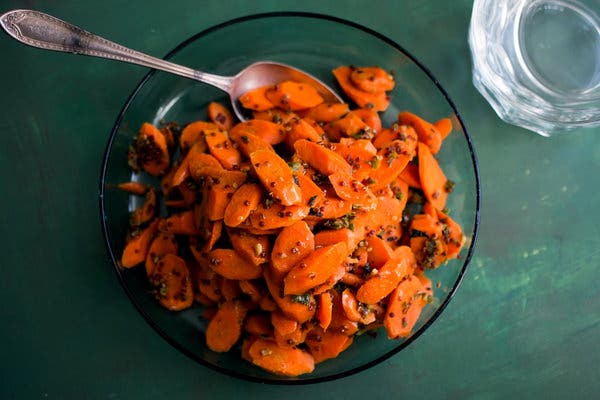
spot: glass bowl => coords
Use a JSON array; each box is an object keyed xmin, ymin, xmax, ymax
[{"xmin": 99, "ymin": 12, "xmax": 480, "ymax": 384}]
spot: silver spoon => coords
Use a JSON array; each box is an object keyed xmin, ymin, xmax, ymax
[{"xmin": 0, "ymin": 9, "xmax": 342, "ymax": 121}]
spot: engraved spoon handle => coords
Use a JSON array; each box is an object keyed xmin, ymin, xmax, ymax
[{"xmin": 0, "ymin": 9, "xmax": 232, "ymax": 91}]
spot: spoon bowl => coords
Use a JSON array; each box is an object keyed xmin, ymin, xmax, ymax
[{"xmin": 0, "ymin": 9, "xmax": 341, "ymax": 121}]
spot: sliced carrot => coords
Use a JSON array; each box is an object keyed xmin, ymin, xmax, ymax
[
  {"xmin": 229, "ymin": 119, "xmax": 287, "ymax": 146},
  {"xmin": 409, "ymin": 213, "xmax": 448, "ymax": 269},
  {"xmin": 206, "ymin": 300, "xmax": 249, "ymax": 352},
  {"xmin": 316, "ymin": 292, "xmax": 334, "ymax": 330},
  {"xmin": 314, "ymin": 228, "xmax": 357, "ymax": 251},
  {"xmin": 208, "ymin": 102, "xmax": 234, "ymax": 131},
  {"xmin": 265, "ymin": 81, "xmax": 324, "ymax": 111},
  {"xmin": 271, "ymin": 220, "xmax": 315, "ymax": 276},
  {"xmin": 259, "ymin": 295, "xmax": 278, "ymax": 312},
  {"xmin": 204, "ymin": 171, "xmax": 248, "ymax": 221},
  {"xmin": 434, "ymin": 117, "xmax": 453, "ymax": 141},
  {"xmin": 328, "ymin": 171, "xmax": 376, "ymax": 208},
  {"xmin": 223, "ymin": 183, "xmax": 263, "ymax": 227},
  {"xmin": 248, "ymin": 338, "xmax": 315, "ymax": 376},
  {"xmin": 244, "ymin": 313, "xmax": 273, "ymax": 337},
  {"xmin": 130, "ymin": 188, "xmax": 157, "ymax": 227},
  {"xmin": 298, "ymin": 102, "xmax": 349, "ymax": 123},
  {"xmin": 341, "ymin": 288, "xmax": 362, "ymax": 322},
  {"xmin": 189, "ymin": 249, "xmax": 223, "ymax": 303},
  {"xmin": 333, "ymin": 138, "xmax": 378, "ymax": 181},
  {"xmin": 159, "ymin": 210, "xmax": 199, "ymax": 235},
  {"xmin": 285, "ymin": 118, "xmax": 323, "ymax": 147},
  {"xmin": 283, "ymin": 242, "xmax": 348, "ymax": 295},
  {"xmin": 200, "ymin": 220, "xmax": 222, "ymax": 252},
  {"xmin": 356, "ymin": 246, "xmax": 416, "ymax": 304},
  {"xmin": 293, "ymin": 139, "xmax": 353, "ymax": 176},
  {"xmin": 368, "ymin": 135, "xmax": 417, "ymax": 191},
  {"xmin": 149, "ymin": 253, "xmax": 193, "ymax": 311},
  {"xmin": 227, "ymin": 229, "xmax": 270, "ymax": 267},
  {"xmin": 365, "ymin": 235, "xmax": 394, "ymax": 268},
  {"xmin": 325, "ymin": 112, "xmax": 372, "ymax": 141},
  {"xmin": 418, "ymin": 141, "xmax": 448, "ymax": 211},
  {"xmin": 250, "ymin": 149, "xmax": 302, "ymax": 206},
  {"xmin": 384, "ymin": 274, "xmax": 432, "ymax": 339},
  {"xmin": 239, "ymin": 279, "xmax": 265, "ymax": 303},
  {"xmin": 219, "ymin": 278, "xmax": 243, "ymax": 301},
  {"xmin": 398, "ymin": 111, "xmax": 442, "ymax": 155},
  {"xmin": 252, "ymin": 108, "xmax": 298, "ymax": 124},
  {"xmin": 296, "ymin": 173, "xmax": 326, "ymax": 207},
  {"xmin": 348, "ymin": 108, "xmax": 382, "ymax": 134},
  {"xmin": 271, "ymin": 309, "xmax": 298, "ymax": 336},
  {"xmin": 332, "ymin": 66, "xmax": 390, "ymax": 111},
  {"xmin": 249, "ymin": 202, "xmax": 309, "ymax": 231},
  {"xmin": 274, "ymin": 322, "xmax": 308, "ymax": 348},
  {"xmin": 239, "ymin": 86, "xmax": 275, "ymax": 111},
  {"xmin": 117, "ymin": 181, "xmax": 148, "ymax": 195},
  {"xmin": 341, "ymin": 272, "xmax": 364, "ymax": 287},
  {"xmin": 350, "ymin": 66, "xmax": 395, "ymax": 93},
  {"xmin": 208, "ymin": 248, "xmax": 263, "ymax": 280},
  {"xmin": 179, "ymin": 121, "xmax": 214, "ymax": 152},
  {"xmin": 328, "ymin": 289, "xmax": 359, "ymax": 336},
  {"xmin": 436, "ymin": 209, "xmax": 465, "ymax": 259},
  {"xmin": 398, "ymin": 162, "xmax": 421, "ymax": 189},
  {"xmin": 136, "ymin": 122, "xmax": 170, "ymax": 176},
  {"xmin": 263, "ymin": 269, "xmax": 315, "ymax": 323},
  {"xmin": 121, "ymin": 219, "xmax": 159, "ymax": 268},
  {"xmin": 305, "ymin": 326, "xmax": 353, "ymax": 364},
  {"xmin": 145, "ymin": 231, "xmax": 178, "ymax": 276},
  {"xmin": 307, "ymin": 194, "xmax": 354, "ymax": 220},
  {"xmin": 186, "ymin": 153, "xmax": 222, "ymax": 184},
  {"xmin": 203, "ymin": 127, "xmax": 242, "ymax": 170}
]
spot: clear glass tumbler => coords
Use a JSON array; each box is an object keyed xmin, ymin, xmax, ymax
[{"xmin": 469, "ymin": 0, "xmax": 600, "ymax": 136}]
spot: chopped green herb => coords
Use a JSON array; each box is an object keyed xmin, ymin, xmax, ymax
[
  {"xmin": 367, "ymin": 156, "xmax": 381, "ymax": 169},
  {"xmin": 290, "ymin": 293, "xmax": 311, "ymax": 306}
]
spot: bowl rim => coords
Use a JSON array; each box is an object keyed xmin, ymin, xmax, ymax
[{"xmin": 99, "ymin": 11, "xmax": 481, "ymax": 385}]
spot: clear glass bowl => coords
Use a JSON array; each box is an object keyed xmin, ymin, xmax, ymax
[
  {"xmin": 100, "ymin": 12, "xmax": 480, "ymax": 384},
  {"xmin": 469, "ymin": 0, "xmax": 600, "ymax": 136}
]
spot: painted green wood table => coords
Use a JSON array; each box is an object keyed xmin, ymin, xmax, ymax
[{"xmin": 1, "ymin": 1, "xmax": 599, "ymax": 398}]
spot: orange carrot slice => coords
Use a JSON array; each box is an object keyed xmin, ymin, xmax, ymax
[
  {"xmin": 136, "ymin": 123, "xmax": 170, "ymax": 176},
  {"xmin": 417, "ymin": 141, "xmax": 448, "ymax": 211},
  {"xmin": 121, "ymin": 219, "xmax": 159, "ymax": 268},
  {"xmin": 271, "ymin": 220, "xmax": 315, "ymax": 276},
  {"xmin": 240, "ymin": 86, "xmax": 275, "ymax": 111},
  {"xmin": 283, "ymin": 242, "xmax": 347, "ymax": 295},
  {"xmin": 332, "ymin": 66, "xmax": 390, "ymax": 111},
  {"xmin": 206, "ymin": 300, "xmax": 249, "ymax": 352},
  {"xmin": 117, "ymin": 181, "xmax": 148, "ymax": 195},
  {"xmin": 250, "ymin": 149, "xmax": 302, "ymax": 206},
  {"xmin": 179, "ymin": 121, "xmax": 214, "ymax": 152},
  {"xmin": 298, "ymin": 102, "xmax": 349, "ymax": 123},
  {"xmin": 248, "ymin": 338, "xmax": 315, "ymax": 376},
  {"xmin": 350, "ymin": 66, "xmax": 395, "ymax": 93},
  {"xmin": 204, "ymin": 127, "xmax": 242, "ymax": 170},
  {"xmin": 356, "ymin": 246, "xmax": 416, "ymax": 304},
  {"xmin": 293, "ymin": 139, "xmax": 353, "ymax": 176},
  {"xmin": 149, "ymin": 253, "xmax": 193, "ymax": 311},
  {"xmin": 208, "ymin": 248, "xmax": 263, "ymax": 280},
  {"xmin": 223, "ymin": 183, "xmax": 263, "ymax": 227},
  {"xmin": 265, "ymin": 81, "xmax": 324, "ymax": 111},
  {"xmin": 384, "ymin": 273, "xmax": 432, "ymax": 339},
  {"xmin": 208, "ymin": 102, "xmax": 234, "ymax": 131},
  {"xmin": 398, "ymin": 111, "xmax": 442, "ymax": 154}
]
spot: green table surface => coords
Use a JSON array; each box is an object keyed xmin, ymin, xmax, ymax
[{"xmin": 2, "ymin": 0, "xmax": 599, "ymax": 398}]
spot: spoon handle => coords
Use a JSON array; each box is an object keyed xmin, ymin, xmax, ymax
[{"xmin": 0, "ymin": 9, "xmax": 232, "ymax": 91}]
